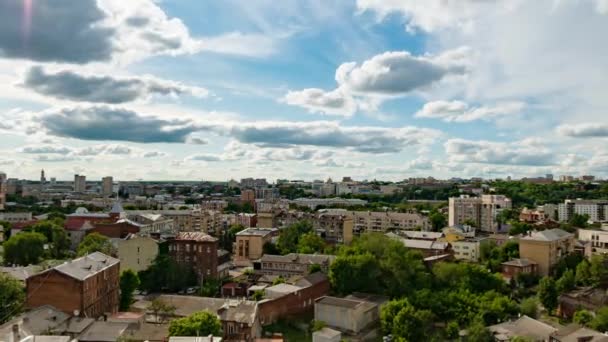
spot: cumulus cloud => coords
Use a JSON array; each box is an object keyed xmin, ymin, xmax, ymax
[
  {"xmin": 20, "ymin": 145, "xmax": 73, "ymax": 154},
  {"xmin": 557, "ymin": 123, "xmax": 608, "ymax": 138},
  {"xmin": 335, "ymin": 47, "xmax": 471, "ymax": 96},
  {"xmin": 0, "ymin": 0, "xmax": 279, "ymax": 65},
  {"xmin": 185, "ymin": 154, "xmax": 223, "ymax": 162},
  {"xmin": 38, "ymin": 106, "xmax": 203, "ymax": 143},
  {"xmin": 143, "ymin": 151, "xmax": 167, "ymax": 158},
  {"xmin": 34, "ymin": 155, "xmax": 78, "ymax": 162},
  {"xmin": 444, "ymin": 138, "xmax": 555, "ymax": 166},
  {"xmin": 22, "ymin": 66, "xmax": 208, "ymax": 103},
  {"xmin": 282, "ymin": 88, "xmax": 356, "ymax": 116},
  {"xmin": 415, "ymin": 100, "xmax": 524, "ymax": 122},
  {"xmin": 226, "ymin": 121, "xmax": 441, "ymax": 153}
]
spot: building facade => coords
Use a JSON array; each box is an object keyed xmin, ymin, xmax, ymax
[
  {"xmin": 558, "ymin": 199, "xmax": 608, "ymax": 223},
  {"xmin": 26, "ymin": 252, "xmax": 120, "ymax": 318},
  {"xmin": 519, "ymin": 229, "xmax": 575, "ymax": 276},
  {"xmin": 74, "ymin": 174, "xmax": 86, "ymax": 193},
  {"xmin": 102, "ymin": 176, "xmax": 113, "ymax": 197},
  {"xmin": 234, "ymin": 228, "xmax": 278, "ymax": 266},
  {"xmin": 578, "ymin": 228, "xmax": 608, "ymax": 257},
  {"xmin": 314, "ymin": 211, "xmax": 354, "ymax": 244},
  {"xmin": 254, "ymin": 253, "xmax": 336, "ymax": 278},
  {"xmin": 168, "ymin": 232, "xmax": 219, "ymax": 281},
  {"xmin": 449, "ymin": 195, "xmax": 512, "ymax": 233},
  {"xmin": 114, "ymin": 235, "xmax": 159, "ymax": 272},
  {"xmin": 0, "ymin": 172, "xmax": 6, "ymax": 210}
]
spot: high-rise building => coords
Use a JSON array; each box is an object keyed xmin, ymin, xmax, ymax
[
  {"xmin": 102, "ymin": 176, "xmax": 113, "ymax": 197},
  {"xmin": 0, "ymin": 172, "xmax": 6, "ymax": 211},
  {"xmin": 449, "ymin": 194, "xmax": 512, "ymax": 233},
  {"xmin": 40, "ymin": 169, "xmax": 46, "ymax": 184},
  {"xmin": 74, "ymin": 174, "xmax": 86, "ymax": 192}
]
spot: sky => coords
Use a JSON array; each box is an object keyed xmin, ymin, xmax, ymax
[{"xmin": 1, "ymin": 0, "xmax": 608, "ymax": 182}]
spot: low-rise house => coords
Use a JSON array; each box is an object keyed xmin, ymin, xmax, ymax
[
  {"xmin": 386, "ymin": 233, "xmax": 451, "ymax": 257},
  {"xmin": 234, "ymin": 228, "xmax": 278, "ymax": 267},
  {"xmin": 501, "ymin": 258, "xmax": 539, "ymax": 279},
  {"xmin": 314, "ymin": 296, "xmax": 378, "ymax": 335},
  {"xmin": 112, "ymin": 234, "xmax": 159, "ymax": 272},
  {"xmin": 150, "ymin": 295, "xmax": 261, "ymax": 342},
  {"xmin": 254, "ymin": 253, "xmax": 336, "ymax": 278},
  {"xmin": 452, "ymin": 237, "xmax": 487, "ymax": 262},
  {"xmin": 487, "ymin": 315, "xmax": 558, "ymax": 341},
  {"xmin": 26, "ymin": 252, "xmax": 120, "ymax": 318},
  {"xmin": 0, "ymin": 265, "xmax": 43, "ymax": 284},
  {"xmin": 89, "ymin": 219, "xmax": 142, "ymax": 239},
  {"xmin": 314, "ymin": 211, "xmax": 354, "ymax": 244},
  {"xmin": 77, "ymin": 321, "xmax": 130, "ymax": 342},
  {"xmin": 558, "ymin": 287, "xmax": 608, "ymax": 318},
  {"xmin": 519, "ymin": 229, "xmax": 575, "ymax": 276},
  {"xmin": 550, "ymin": 324, "xmax": 608, "ymax": 342},
  {"xmin": 257, "ymin": 273, "xmax": 331, "ymax": 325}
]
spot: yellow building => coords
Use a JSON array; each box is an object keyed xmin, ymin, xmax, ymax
[
  {"xmin": 114, "ymin": 235, "xmax": 159, "ymax": 272},
  {"xmin": 519, "ymin": 229, "xmax": 575, "ymax": 276},
  {"xmin": 234, "ymin": 228, "xmax": 279, "ymax": 266}
]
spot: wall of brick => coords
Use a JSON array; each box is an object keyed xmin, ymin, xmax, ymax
[{"xmin": 258, "ymin": 279, "xmax": 330, "ymax": 325}]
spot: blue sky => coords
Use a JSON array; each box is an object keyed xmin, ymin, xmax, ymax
[{"xmin": 1, "ymin": 0, "xmax": 608, "ymax": 181}]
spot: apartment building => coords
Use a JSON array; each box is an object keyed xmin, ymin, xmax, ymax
[
  {"xmin": 558, "ymin": 199, "xmax": 608, "ymax": 223},
  {"xmin": 578, "ymin": 228, "xmax": 608, "ymax": 257},
  {"xmin": 351, "ymin": 210, "xmax": 431, "ymax": 233},
  {"xmin": 74, "ymin": 174, "xmax": 86, "ymax": 193},
  {"xmin": 113, "ymin": 234, "xmax": 159, "ymax": 272},
  {"xmin": 168, "ymin": 232, "xmax": 219, "ymax": 281},
  {"xmin": 519, "ymin": 229, "xmax": 575, "ymax": 276},
  {"xmin": 254, "ymin": 253, "xmax": 336, "ymax": 278},
  {"xmin": 449, "ymin": 195, "xmax": 512, "ymax": 233},
  {"xmin": 101, "ymin": 176, "xmax": 113, "ymax": 197},
  {"xmin": 26, "ymin": 252, "xmax": 120, "ymax": 318},
  {"xmin": 234, "ymin": 228, "xmax": 278, "ymax": 266},
  {"xmin": 314, "ymin": 211, "xmax": 354, "ymax": 244},
  {"xmin": 127, "ymin": 209, "xmax": 198, "ymax": 231},
  {"xmin": 0, "ymin": 212, "xmax": 33, "ymax": 223},
  {"xmin": 452, "ymin": 237, "xmax": 487, "ymax": 262},
  {"xmin": 126, "ymin": 212, "xmax": 176, "ymax": 234}
]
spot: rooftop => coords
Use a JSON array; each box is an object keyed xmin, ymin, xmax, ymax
[
  {"xmin": 521, "ymin": 228, "xmax": 573, "ymax": 242},
  {"xmin": 78, "ymin": 321, "xmax": 130, "ymax": 342},
  {"xmin": 315, "ymin": 296, "xmax": 377, "ymax": 312},
  {"xmin": 259, "ymin": 253, "xmax": 335, "ymax": 265},
  {"xmin": 313, "ymin": 327, "xmax": 341, "ymax": 339},
  {"xmin": 154, "ymin": 295, "xmax": 257, "ymax": 325},
  {"xmin": 169, "ymin": 337, "xmax": 222, "ymax": 342},
  {"xmin": 236, "ymin": 228, "xmax": 278, "ymax": 237},
  {"xmin": 174, "ymin": 232, "xmax": 217, "ymax": 242},
  {"xmin": 502, "ymin": 258, "xmax": 538, "ymax": 267},
  {"xmin": 488, "ymin": 315, "xmax": 558, "ymax": 341},
  {"xmin": 37, "ymin": 252, "xmax": 120, "ymax": 281}
]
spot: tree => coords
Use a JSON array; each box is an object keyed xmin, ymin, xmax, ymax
[
  {"xmin": 381, "ymin": 299, "xmax": 435, "ymax": 341},
  {"xmin": 576, "ymin": 260, "xmax": 593, "ymax": 286},
  {"xmin": 119, "ymin": 270, "xmax": 140, "ymax": 311},
  {"xmin": 297, "ymin": 232, "xmax": 326, "ymax": 254},
  {"xmin": 591, "ymin": 307, "xmax": 608, "ymax": 332},
  {"xmin": 77, "ymin": 233, "xmax": 115, "ymax": 256},
  {"xmin": 0, "ymin": 273, "xmax": 25, "ymax": 324},
  {"xmin": 538, "ymin": 276, "xmax": 558, "ymax": 313},
  {"xmin": 139, "ymin": 255, "xmax": 197, "ymax": 293},
  {"xmin": 148, "ymin": 298, "xmax": 176, "ymax": 324},
  {"xmin": 49, "ymin": 226, "xmax": 71, "ymax": 258},
  {"xmin": 429, "ymin": 211, "xmax": 447, "ymax": 231},
  {"xmin": 277, "ymin": 220, "xmax": 312, "ymax": 254},
  {"xmin": 199, "ymin": 277, "xmax": 221, "ymax": 297},
  {"xmin": 262, "ymin": 241, "xmax": 280, "ymax": 255},
  {"xmin": 0, "ymin": 220, "xmax": 11, "ymax": 241},
  {"xmin": 251, "ymin": 290, "xmax": 265, "ymax": 301},
  {"xmin": 465, "ymin": 319, "xmax": 494, "ymax": 342},
  {"xmin": 568, "ymin": 213, "xmax": 589, "ymax": 228},
  {"xmin": 168, "ymin": 311, "xmax": 222, "ymax": 337},
  {"xmin": 272, "ymin": 276, "xmax": 286, "ymax": 285},
  {"xmin": 329, "ymin": 253, "xmax": 382, "ymax": 295},
  {"xmin": 310, "ymin": 320, "xmax": 326, "ymax": 332},
  {"xmin": 2, "ymin": 232, "xmax": 47, "ymax": 266},
  {"xmin": 589, "ymin": 254, "xmax": 608, "ymax": 286},
  {"xmin": 309, "ymin": 264, "xmax": 322, "ymax": 274},
  {"xmin": 520, "ymin": 297, "xmax": 539, "ymax": 318},
  {"xmin": 573, "ymin": 309, "xmax": 594, "ymax": 327},
  {"xmin": 556, "ymin": 269, "xmax": 576, "ymax": 294}
]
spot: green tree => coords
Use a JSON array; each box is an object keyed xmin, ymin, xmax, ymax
[
  {"xmin": 573, "ymin": 309, "xmax": 594, "ymax": 327},
  {"xmin": 0, "ymin": 273, "xmax": 25, "ymax": 324},
  {"xmin": 262, "ymin": 241, "xmax": 280, "ymax": 255},
  {"xmin": 429, "ymin": 211, "xmax": 447, "ymax": 231},
  {"xmin": 2, "ymin": 232, "xmax": 47, "ymax": 266},
  {"xmin": 575, "ymin": 260, "xmax": 593, "ymax": 286},
  {"xmin": 139, "ymin": 255, "xmax": 197, "ymax": 293},
  {"xmin": 168, "ymin": 311, "xmax": 222, "ymax": 337},
  {"xmin": 272, "ymin": 276, "xmax": 286, "ymax": 285},
  {"xmin": 0, "ymin": 220, "xmax": 11, "ymax": 241},
  {"xmin": 148, "ymin": 298, "xmax": 176, "ymax": 324},
  {"xmin": 589, "ymin": 254, "xmax": 608, "ymax": 286},
  {"xmin": 465, "ymin": 319, "xmax": 494, "ymax": 342},
  {"xmin": 119, "ymin": 270, "xmax": 140, "ymax": 311},
  {"xmin": 251, "ymin": 290, "xmax": 265, "ymax": 301},
  {"xmin": 199, "ymin": 277, "xmax": 221, "ymax": 297},
  {"xmin": 556, "ymin": 269, "xmax": 576, "ymax": 294},
  {"xmin": 520, "ymin": 297, "xmax": 539, "ymax": 318},
  {"xmin": 77, "ymin": 233, "xmax": 115, "ymax": 256},
  {"xmin": 381, "ymin": 298, "xmax": 435, "ymax": 342},
  {"xmin": 568, "ymin": 213, "xmax": 589, "ymax": 228},
  {"xmin": 277, "ymin": 220, "xmax": 312, "ymax": 254},
  {"xmin": 538, "ymin": 276, "xmax": 558, "ymax": 313},
  {"xmin": 309, "ymin": 263, "xmax": 322, "ymax": 274},
  {"xmin": 297, "ymin": 232, "xmax": 326, "ymax": 254},
  {"xmin": 591, "ymin": 307, "xmax": 608, "ymax": 332},
  {"xmin": 310, "ymin": 320, "xmax": 326, "ymax": 332},
  {"xmin": 329, "ymin": 253, "xmax": 381, "ymax": 295}
]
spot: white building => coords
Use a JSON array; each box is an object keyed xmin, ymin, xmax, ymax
[
  {"xmin": 558, "ymin": 199, "xmax": 608, "ymax": 223},
  {"xmin": 578, "ymin": 228, "xmax": 608, "ymax": 257},
  {"xmin": 452, "ymin": 237, "xmax": 487, "ymax": 262},
  {"xmin": 448, "ymin": 195, "xmax": 512, "ymax": 233}
]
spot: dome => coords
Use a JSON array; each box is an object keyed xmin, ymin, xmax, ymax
[{"xmin": 75, "ymin": 207, "xmax": 89, "ymax": 214}]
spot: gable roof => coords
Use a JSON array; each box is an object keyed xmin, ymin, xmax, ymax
[
  {"xmin": 521, "ymin": 229, "xmax": 573, "ymax": 242},
  {"xmin": 36, "ymin": 252, "xmax": 119, "ymax": 281},
  {"xmin": 488, "ymin": 315, "xmax": 558, "ymax": 341}
]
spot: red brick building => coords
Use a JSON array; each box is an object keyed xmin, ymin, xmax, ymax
[
  {"xmin": 258, "ymin": 273, "xmax": 331, "ymax": 325},
  {"xmin": 169, "ymin": 232, "xmax": 219, "ymax": 281},
  {"xmin": 26, "ymin": 252, "xmax": 120, "ymax": 318},
  {"xmin": 88, "ymin": 219, "xmax": 142, "ymax": 238},
  {"xmin": 501, "ymin": 258, "xmax": 538, "ymax": 279}
]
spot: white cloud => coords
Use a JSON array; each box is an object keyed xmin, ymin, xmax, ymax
[
  {"xmin": 282, "ymin": 88, "xmax": 356, "ymax": 116},
  {"xmin": 445, "ymin": 138, "xmax": 555, "ymax": 166},
  {"xmin": 557, "ymin": 123, "xmax": 608, "ymax": 138},
  {"xmin": 415, "ymin": 100, "xmax": 524, "ymax": 122}
]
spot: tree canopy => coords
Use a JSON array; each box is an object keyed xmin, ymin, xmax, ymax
[
  {"xmin": 2, "ymin": 232, "xmax": 47, "ymax": 266},
  {"xmin": 119, "ymin": 270, "xmax": 140, "ymax": 311},
  {"xmin": 77, "ymin": 233, "xmax": 115, "ymax": 256},
  {"xmin": 0, "ymin": 273, "xmax": 25, "ymax": 324},
  {"xmin": 168, "ymin": 311, "xmax": 222, "ymax": 337}
]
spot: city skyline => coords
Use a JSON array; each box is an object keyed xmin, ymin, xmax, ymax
[{"xmin": 1, "ymin": 0, "xmax": 608, "ymax": 181}]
